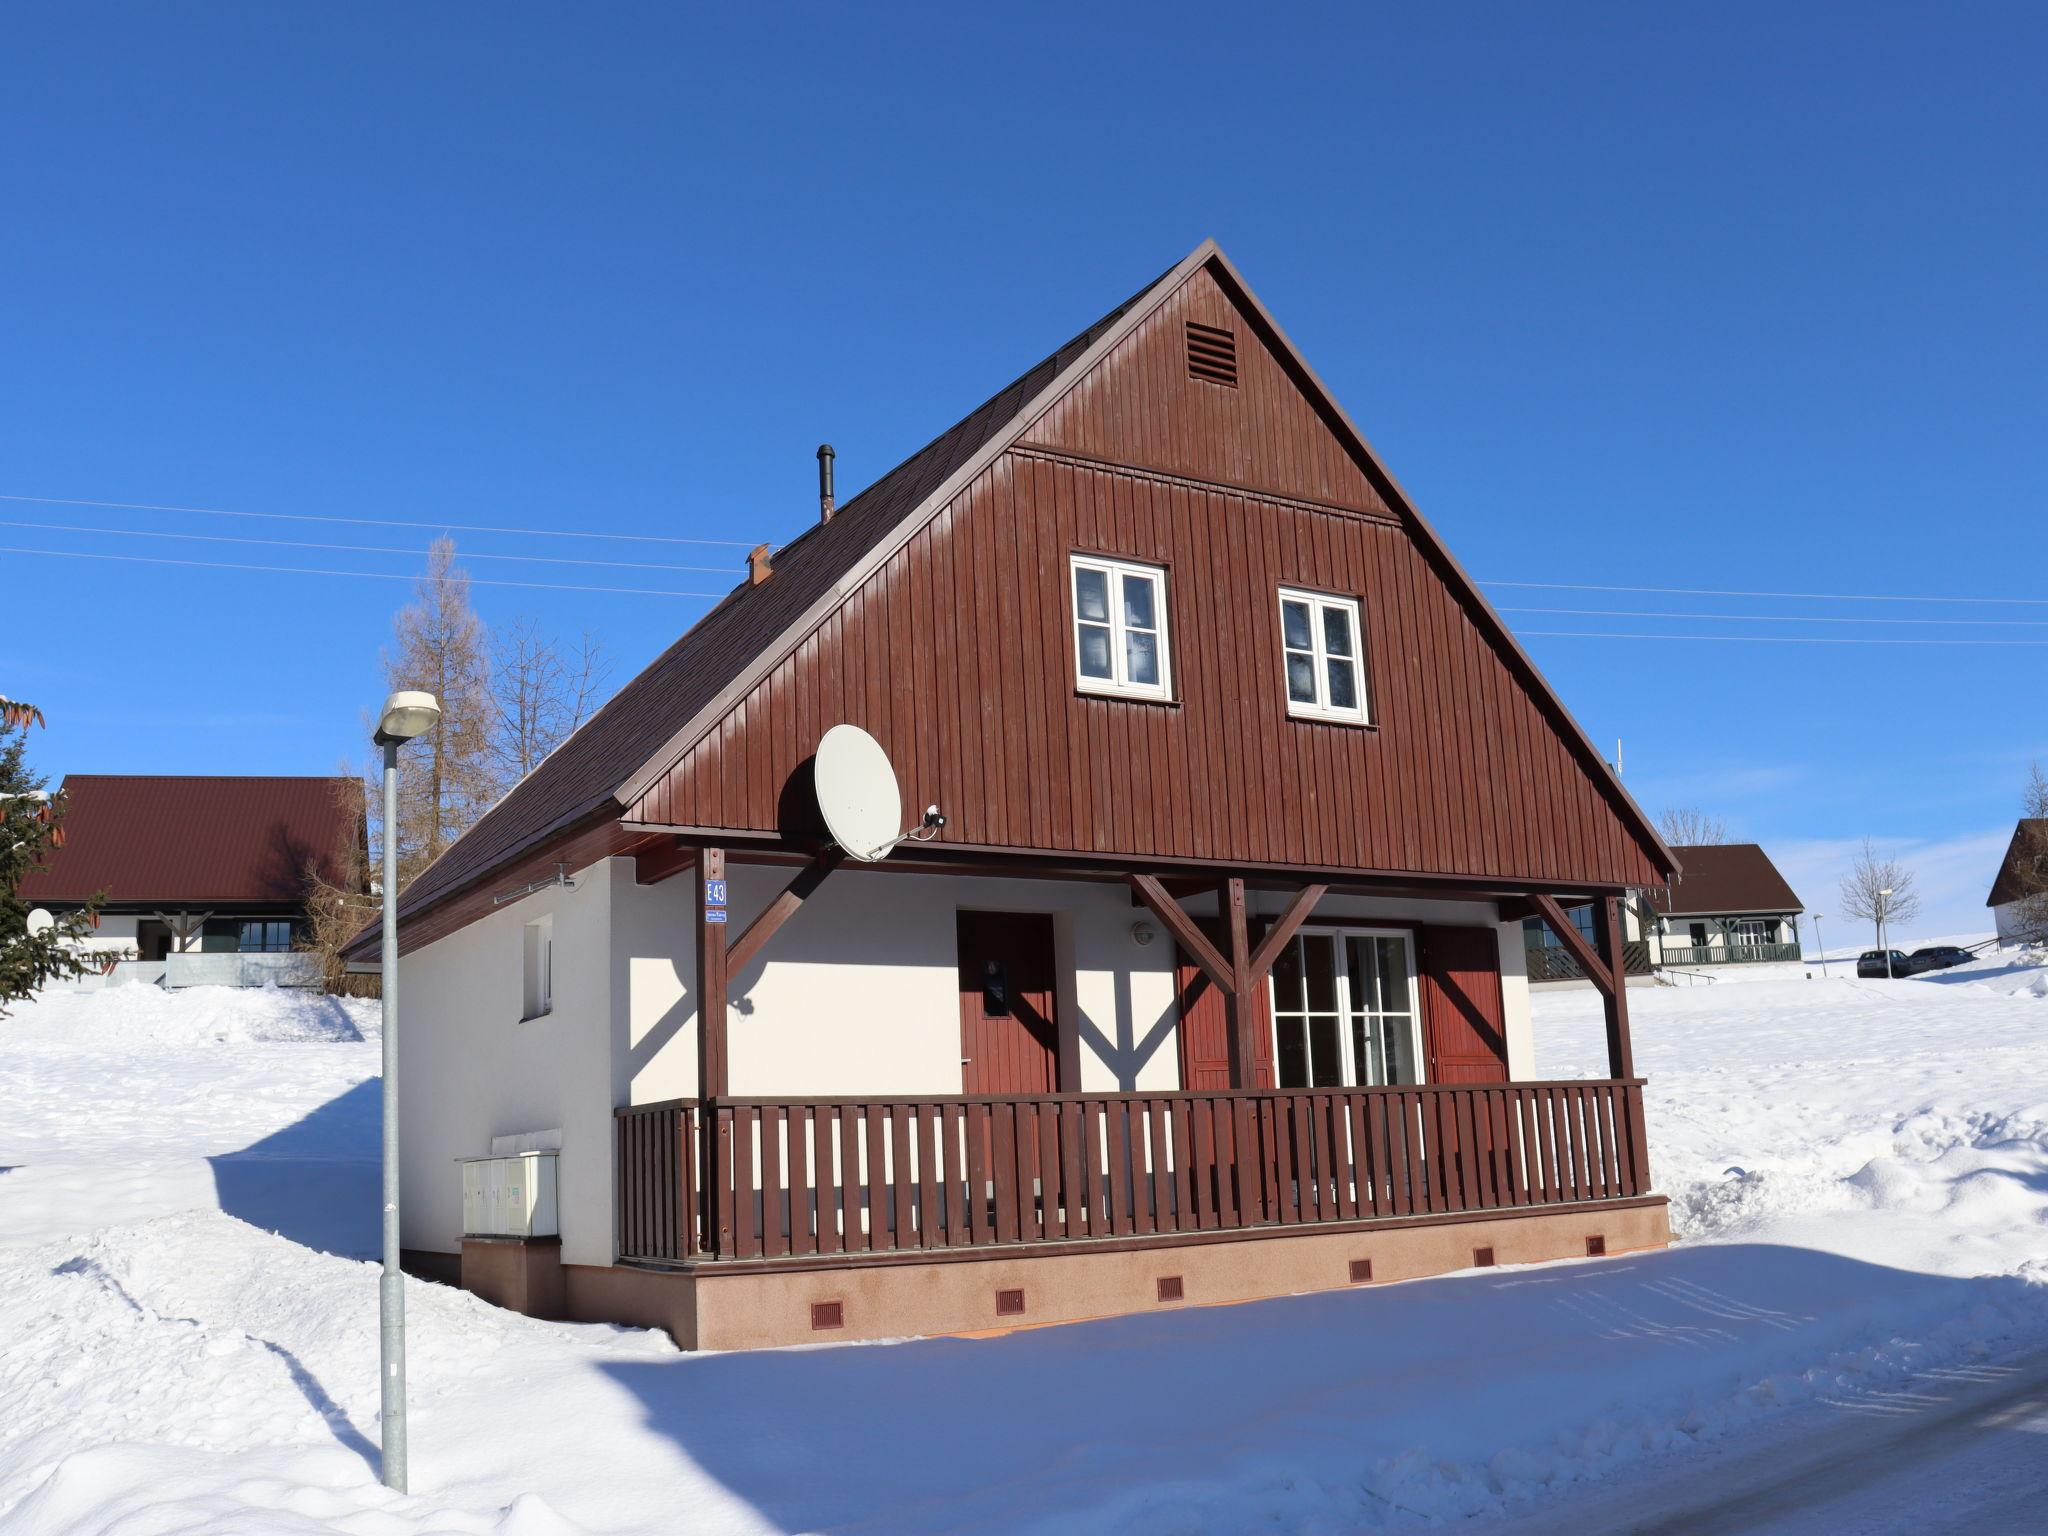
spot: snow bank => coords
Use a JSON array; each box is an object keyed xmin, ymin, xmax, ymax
[{"xmin": 4, "ymin": 965, "xmax": 2048, "ymax": 1532}]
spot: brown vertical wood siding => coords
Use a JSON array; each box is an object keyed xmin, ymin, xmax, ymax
[
  {"xmin": 629, "ymin": 449, "xmax": 1660, "ymax": 888},
  {"xmin": 627, "ymin": 267, "xmax": 1662, "ymax": 889},
  {"xmin": 1021, "ymin": 266, "xmax": 1386, "ymax": 516}
]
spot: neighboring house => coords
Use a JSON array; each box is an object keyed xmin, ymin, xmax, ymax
[
  {"xmin": 1987, "ymin": 819, "xmax": 2048, "ymax": 945},
  {"xmin": 346, "ymin": 241, "xmax": 1681, "ymax": 1350},
  {"xmin": 21, "ymin": 774, "xmax": 362, "ymax": 989},
  {"xmin": 1645, "ymin": 843, "xmax": 1803, "ymax": 966}
]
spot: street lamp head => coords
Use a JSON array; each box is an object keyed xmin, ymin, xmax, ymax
[{"xmin": 375, "ymin": 690, "xmax": 441, "ymax": 745}]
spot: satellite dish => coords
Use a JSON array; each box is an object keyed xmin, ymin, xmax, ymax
[
  {"xmin": 26, "ymin": 908, "xmax": 54, "ymax": 937},
  {"xmin": 814, "ymin": 724, "xmax": 902, "ymax": 862}
]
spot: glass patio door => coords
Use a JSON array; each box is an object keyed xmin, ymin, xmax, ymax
[{"xmin": 1269, "ymin": 928, "xmax": 1423, "ymax": 1090}]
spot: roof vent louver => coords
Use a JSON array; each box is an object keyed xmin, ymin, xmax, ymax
[{"xmin": 1185, "ymin": 321, "xmax": 1238, "ymax": 387}]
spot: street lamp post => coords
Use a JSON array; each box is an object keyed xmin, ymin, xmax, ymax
[
  {"xmin": 1880, "ymin": 887, "xmax": 1894, "ymax": 980},
  {"xmin": 374, "ymin": 689, "xmax": 441, "ymax": 1495},
  {"xmin": 1812, "ymin": 914, "xmax": 1828, "ymax": 977}
]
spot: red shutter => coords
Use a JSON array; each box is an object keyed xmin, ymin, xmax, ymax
[
  {"xmin": 1419, "ymin": 925, "xmax": 1509, "ymax": 1084},
  {"xmin": 1175, "ymin": 919, "xmax": 1275, "ymax": 1089}
]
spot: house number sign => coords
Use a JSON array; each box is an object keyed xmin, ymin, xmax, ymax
[{"xmin": 704, "ymin": 878, "xmax": 729, "ymax": 923}]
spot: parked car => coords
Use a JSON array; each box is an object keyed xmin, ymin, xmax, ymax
[
  {"xmin": 1857, "ymin": 949, "xmax": 1915, "ymax": 978},
  {"xmin": 1908, "ymin": 945, "xmax": 1973, "ymax": 973}
]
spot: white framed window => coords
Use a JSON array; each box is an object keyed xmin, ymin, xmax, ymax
[
  {"xmin": 521, "ymin": 915, "xmax": 553, "ymax": 1021},
  {"xmin": 1267, "ymin": 926, "xmax": 1422, "ymax": 1089},
  {"xmin": 1071, "ymin": 554, "xmax": 1171, "ymax": 701},
  {"xmin": 1277, "ymin": 587, "xmax": 1369, "ymax": 723}
]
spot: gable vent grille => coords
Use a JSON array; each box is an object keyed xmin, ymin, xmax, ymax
[{"xmin": 1185, "ymin": 321, "xmax": 1238, "ymax": 387}]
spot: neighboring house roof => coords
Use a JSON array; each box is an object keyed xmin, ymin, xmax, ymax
[
  {"xmin": 363, "ymin": 240, "xmax": 1677, "ymax": 955},
  {"xmin": 19, "ymin": 775, "xmax": 361, "ymax": 906},
  {"xmin": 1647, "ymin": 844, "xmax": 1802, "ymax": 917},
  {"xmin": 1987, "ymin": 819, "xmax": 2048, "ymax": 907}
]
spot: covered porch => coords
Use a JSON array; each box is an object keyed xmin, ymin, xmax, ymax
[{"xmin": 596, "ymin": 842, "xmax": 1661, "ymax": 1339}]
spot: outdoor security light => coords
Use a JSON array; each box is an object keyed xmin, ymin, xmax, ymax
[{"xmin": 376, "ymin": 690, "xmax": 442, "ymax": 744}]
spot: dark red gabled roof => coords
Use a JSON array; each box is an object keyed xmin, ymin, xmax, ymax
[
  {"xmin": 20, "ymin": 775, "xmax": 362, "ymax": 907},
  {"xmin": 1646, "ymin": 843, "xmax": 1802, "ymax": 917}
]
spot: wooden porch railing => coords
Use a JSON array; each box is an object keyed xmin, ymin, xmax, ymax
[{"xmin": 617, "ymin": 1081, "xmax": 1649, "ymax": 1264}]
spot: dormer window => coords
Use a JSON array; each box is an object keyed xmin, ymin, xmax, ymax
[
  {"xmin": 1278, "ymin": 588, "xmax": 1369, "ymax": 724},
  {"xmin": 1071, "ymin": 554, "xmax": 1171, "ymax": 701}
]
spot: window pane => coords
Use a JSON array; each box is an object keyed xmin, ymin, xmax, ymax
[
  {"xmin": 1302, "ymin": 934, "xmax": 1337, "ymax": 1013},
  {"xmin": 1308, "ymin": 1015, "xmax": 1344, "ymax": 1087},
  {"xmin": 1078, "ymin": 623, "xmax": 1113, "ymax": 679},
  {"xmin": 1322, "ymin": 604, "xmax": 1354, "ymax": 657},
  {"xmin": 1275, "ymin": 1017, "xmax": 1309, "ymax": 1089},
  {"xmin": 1286, "ymin": 652, "xmax": 1317, "ymax": 704},
  {"xmin": 1281, "ymin": 599, "xmax": 1312, "ymax": 651},
  {"xmin": 1075, "ymin": 566, "xmax": 1109, "ymax": 622},
  {"xmin": 1121, "ymin": 572, "xmax": 1156, "ymax": 629},
  {"xmin": 1326, "ymin": 657, "xmax": 1358, "ymax": 712},
  {"xmin": 1352, "ymin": 1013, "xmax": 1382, "ymax": 1085},
  {"xmin": 1383, "ymin": 1018, "xmax": 1419, "ymax": 1085},
  {"xmin": 1374, "ymin": 937, "xmax": 1410, "ymax": 1012},
  {"xmin": 1346, "ymin": 936, "xmax": 1378, "ymax": 1014},
  {"xmin": 1126, "ymin": 628, "xmax": 1159, "ymax": 687},
  {"xmin": 1271, "ymin": 936, "xmax": 1305, "ymax": 1013}
]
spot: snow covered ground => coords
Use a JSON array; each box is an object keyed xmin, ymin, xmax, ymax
[{"xmin": 3, "ymin": 949, "xmax": 2046, "ymax": 1534}]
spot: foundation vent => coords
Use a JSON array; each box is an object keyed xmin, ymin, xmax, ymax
[
  {"xmin": 1156, "ymin": 1275, "xmax": 1184, "ymax": 1303},
  {"xmin": 996, "ymin": 1287, "xmax": 1026, "ymax": 1317},
  {"xmin": 1472, "ymin": 1246, "xmax": 1497, "ymax": 1269},
  {"xmin": 810, "ymin": 1300, "xmax": 844, "ymax": 1331},
  {"xmin": 1585, "ymin": 1234, "xmax": 1607, "ymax": 1257},
  {"xmin": 1348, "ymin": 1258, "xmax": 1373, "ymax": 1284},
  {"xmin": 1185, "ymin": 321, "xmax": 1238, "ymax": 387}
]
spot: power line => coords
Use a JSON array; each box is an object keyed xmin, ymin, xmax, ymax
[
  {"xmin": 1499, "ymin": 605, "xmax": 2048, "ymax": 629},
  {"xmin": 0, "ymin": 516, "xmax": 739, "ymax": 574},
  {"xmin": 0, "ymin": 491, "xmax": 762, "ymax": 549},
  {"xmin": 1483, "ymin": 579, "xmax": 2048, "ymax": 608},
  {"xmin": 0, "ymin": 544, "xmax": 726, "ymax": 598},
  {"xmin": 1516, "ymin": 629, "xmax": 2048, "ymax": 646}
]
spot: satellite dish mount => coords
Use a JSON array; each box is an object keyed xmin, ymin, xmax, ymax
[{"xmin": 812, "ymin": 724, "xmax": 945, "ymax": 862}]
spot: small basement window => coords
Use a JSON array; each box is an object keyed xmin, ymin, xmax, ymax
[
  {"xmin": 1278, "ymin": 587, "xmax": 1370, "ymax": 724},
  {"xmin": 521, "ymin": 915, "xmax": 553, "ymax": 1021},
  {"xmin": 1072, "ymin": 554, "xmax": 1172, "ymax": 701}
]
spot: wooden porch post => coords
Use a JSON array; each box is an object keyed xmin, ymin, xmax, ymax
[
  {"xmin": 1598, "ymin": 894, "xmax": 1651, "ymax": 1193},
  {"xmin": 1596, "ymin": 896, "xmax": 1636, "ymax": 1079},
  {"xmin": 696, "ymin": 847, "xmax": 729, "ymax": 1255},
  {"xmin": 1221, "ymin": 877, "xmax": 1256, "ymax": 1088}
]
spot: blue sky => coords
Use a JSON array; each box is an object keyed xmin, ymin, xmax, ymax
[{"xmin": 3, "ymin": 5, "xmax": 2042, "ymax": 939}]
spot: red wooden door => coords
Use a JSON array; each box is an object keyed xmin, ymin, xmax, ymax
[
  {"xmin": 1176, "ymin": 919, "xmax": 1276, "ymax": 1089},
  {"xmin": 957, "ymin": 911, "xmax": 1059, "ymax": 1095},
  {"xmin": 1419, "ymin": 925, "xmax": 1510, "ymax": 1083}
]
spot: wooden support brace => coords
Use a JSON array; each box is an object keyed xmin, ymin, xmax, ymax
[
  {"xmin": 1247, "ymin": 883, "xmax": 1328, "ymax": 979},
  {"xmin": 633, "ymin": 835, "xmax": 695, "ymax": 886},
  {"xmin": 1529, "ymin": 893, "xmax": 1615, "ymax": 996},
  {"xmin": 727, "ymin": 851, "xmax": 843, "ymax": 977},
  {"xmin": 1128, "ymin": 873, "xmax": 1232, "ymax": 993}
]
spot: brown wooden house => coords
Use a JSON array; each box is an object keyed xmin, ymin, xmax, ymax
[{"xmin": 351, "ymin": 241, "xmax": 1679, "ymax": 1349}]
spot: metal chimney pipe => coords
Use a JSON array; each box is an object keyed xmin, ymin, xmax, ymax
[{"xmin": 816, "ymin": 444, "xmax": 836, "ymax": 523}]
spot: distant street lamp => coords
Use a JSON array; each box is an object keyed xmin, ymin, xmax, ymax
[
  {"xmin": 374, "ymin": 689, "xmax": 440, "ymax": 1494},
  {"xmin": 1880, "ymin": 887, "xmax": 1894, "ymax": 980},
  {"xmin": 1811, "ymin": 914, "xmax": 1828, "ymax": 977}
]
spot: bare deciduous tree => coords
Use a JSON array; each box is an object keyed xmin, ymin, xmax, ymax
[
  {"xmin": 300, "ymin": 776, "xmax": 377, "ymax": 996},
  {"xmin": 1658, "ymin": 806, "xmax": 1729, "ymax": 846},
  {"xmin": 489, "ymin": 617, "xmax": 610, "ymax": 786},
  {"xmin": 1839, "ymin": 837, "xmax": 1922, "ymax": 945},
  {"xmin": 380, "ymin": 538, "xmax": 498, "ymax": 886}
]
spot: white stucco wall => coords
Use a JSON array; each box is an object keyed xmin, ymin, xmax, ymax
[
  {"xmin": 396, "ymin": 865, "xmax": 615, "ymax": 1266},
  {"xmin": 617, "ymin": 863, "xmax": 1187, "ymax": 1106}
]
